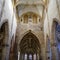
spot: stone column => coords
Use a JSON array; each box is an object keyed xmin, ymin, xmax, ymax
[
  {"xmin": 36, "ymin": 53, "xmax": 38, "ymax": 60},
  {"xmin": 32, "ymin": 54, "xmax": 33, "ymax": 60},
  {"xmin": 23, "ymin": 54, "xmax": 25, "ymax": 60},
  {"xmin": 27, "ymin": 54, "xmax": 29, "ymax": 60},
  {"xmin": 18, "ymin": 51, "xmax": 20, "ymax": 60},
  {"xmin": 34, "ymin": 54, "xmax": 36, "ymax": 60},
  {"xmin": 51, "ymin": 43, "xmax": 59, "ymax": 60}
]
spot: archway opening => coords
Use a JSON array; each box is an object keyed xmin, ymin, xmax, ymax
[
  {"xmin": 0, "ymin": 22, "xmax": 9, "ymax": 60},
  {"xmin": 19, "ymin": 31, "xmax": 41, "ymax": 60}
]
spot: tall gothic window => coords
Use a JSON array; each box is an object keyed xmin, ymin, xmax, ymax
[
  {"xmin": 55, "ymin": 23, "xmax": 60, "ymax": 58},
  {"xmin": 29, "ymin": 54, "xmax": 32, "ymax": 60}
]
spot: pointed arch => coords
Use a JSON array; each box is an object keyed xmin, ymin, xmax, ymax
[
  {"xmin": 0, "ymin": 21, "xmax": 9, "ymax": 60},
  {"xmin": 19, "ymin": 30, "xmax": 41, "ymax": 54},
  {"xmin": 9, "ymin": 35, "xmax": 15, "ymax": 60},
  {"xmin": 19, "ymin": 30, "xmax": 41, "ymax": 60},
  {"xmin": 18, "ymin": 30, "xmax": 41, "ymax": 45}
]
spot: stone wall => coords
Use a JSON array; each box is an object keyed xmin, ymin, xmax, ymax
[
  {"xmin": 0, "ymin": 0, "xmax": 17, "ymax": 60},
  {"xmin": 44, "ymin": 0, "xmax": 60, "ymax": 60}
]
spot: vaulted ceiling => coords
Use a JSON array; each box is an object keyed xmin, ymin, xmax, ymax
[{"xmin": 12, "ymin": 0, "xmax": 48, "ymax": 21}]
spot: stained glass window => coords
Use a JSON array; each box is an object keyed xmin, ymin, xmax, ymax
[
  {"xmin": 29, "ymin": 54, "xmax": 32, "ymax": 60},
  {"xmin": 24, "ymin": 54, "xmax": 27, "ymax": 60},
  {"xmin": 55, "ymin": 23, "xmax": 60, "ymax": 60}
]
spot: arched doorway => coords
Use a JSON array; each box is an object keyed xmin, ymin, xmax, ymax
[
  {"xmin": 0, "ymin": 22, "xmax": 9, "ymax": 60},
  {"xmin": 19, "ymin": 31, "xmax": 41, "ymax": 60}
]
